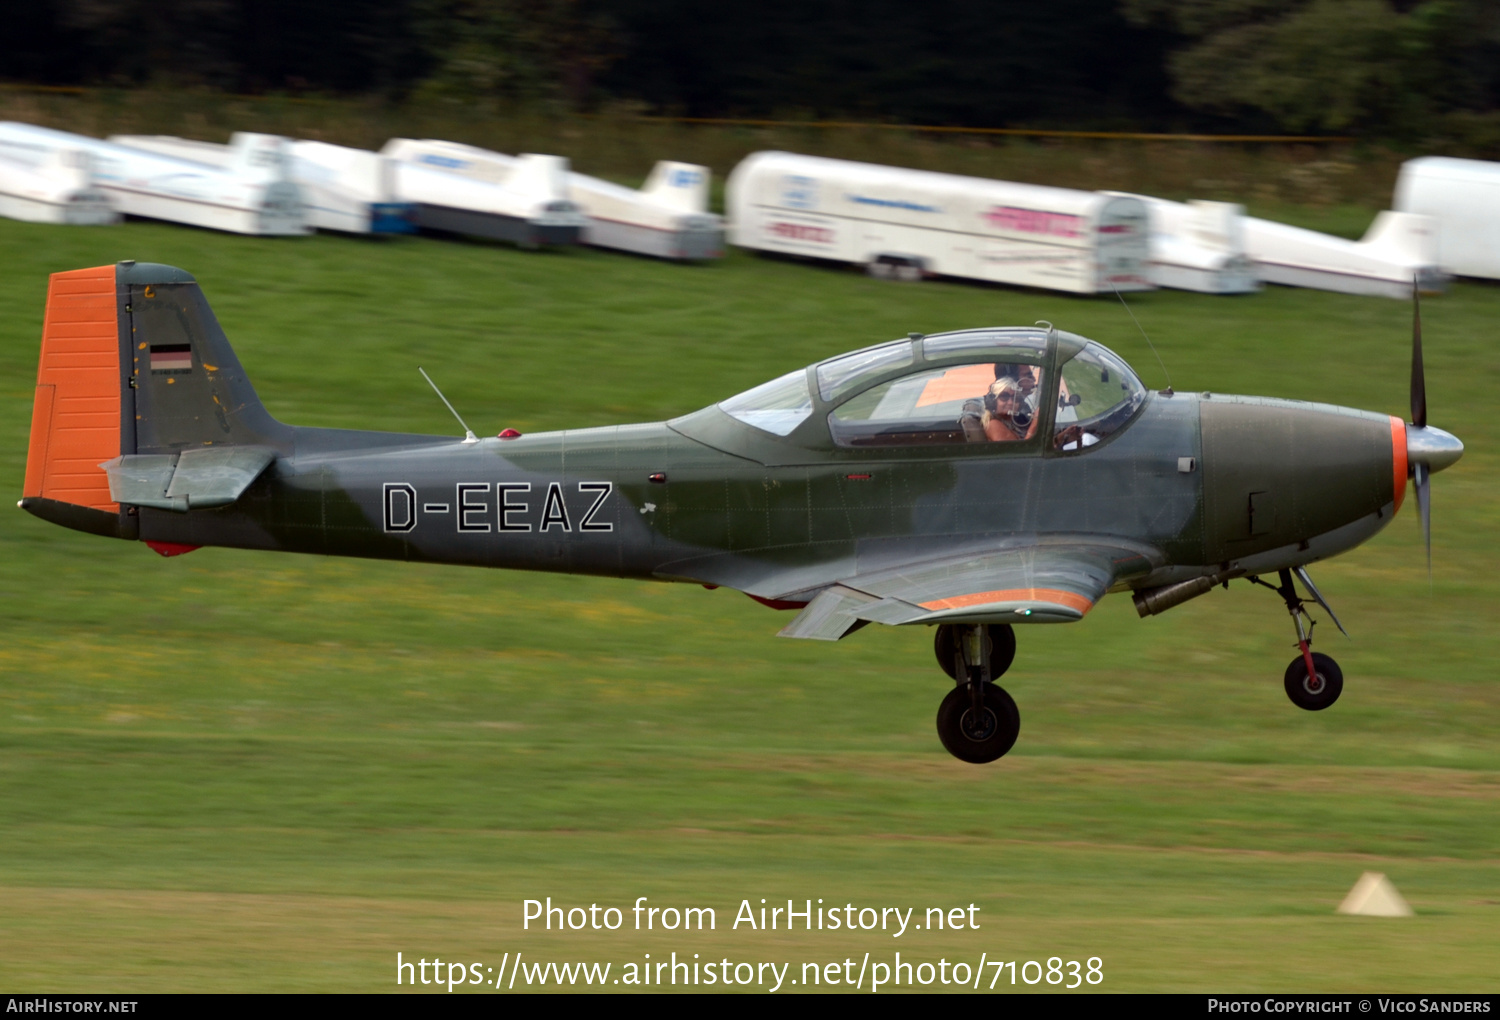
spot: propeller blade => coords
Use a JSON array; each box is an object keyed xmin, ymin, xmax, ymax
[
  {"xmin": 1415, "ymin": 460, "xmax": 1431, "ymax": 581},
  {"xmin": 1294, "ymin": 566, "xmax": 1347, "ymax": 637},
  {"xmin": 1411, "ymin": 277, "xmax": 1427, "ymax": 429}
]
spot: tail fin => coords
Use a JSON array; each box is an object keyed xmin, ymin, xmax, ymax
[
  {"xmin": 226, "ymin": 132, "xmax": 293, "ymax": 181},
  {"xmin": 1185, "ymin": 200, "xmax": 1246, "ymax": 256},
  {"xmin": 40, "ymin": 146, "xmax": 95, "ymax": 190},
  {"xmin": 21, "ymin": 262, "xmax": 288, "ymax": 537},
  {"xmin": 509, "ymin": 153, "xmax": 571, "ymax": 203},
  {"xmin": 641, "ymin": 161, "xmax": 710, "ymax": 214}
]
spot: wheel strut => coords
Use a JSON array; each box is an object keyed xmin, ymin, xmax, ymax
[
  {"xmin": 1249, "ymin": 569, "xmax": 1319, "ymax": 683},
  {"xmin": 1276, "ymin": 569, "xmax": 1323, "ymax": 695},
  {"xmin": 955, "ymin": 624, "xmax": 992, "ymax": 713}
]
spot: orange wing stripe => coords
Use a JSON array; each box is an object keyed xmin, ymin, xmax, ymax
[
  {"xmin": 920, "ymin": 587, "xmax": 1094, "ymax": 614},
  {"xmin": 26, "ymin": 265, "xmax": 120, "ymax": 512},
  {"xmin": 1389, "ymin": 415, "xmax": 1407, "ymax": 516}
]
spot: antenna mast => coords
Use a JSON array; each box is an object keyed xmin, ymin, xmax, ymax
[
  {"xmin": 1110, "ymin": 285, "xmax": 1173, "ymax": 395},
  {"xmin": 419, "ymin": 367, "xmax": 479, "ymax": 444}
]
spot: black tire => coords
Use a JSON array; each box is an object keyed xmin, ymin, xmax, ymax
[
  {"xmin": 936, "ymin": 684, "xmax": 1021, "ymax": 763},
  {"xmin": 934, "ymin": 623, "xmax": 1017, "ymax": 681},
  {"xmin": 1284, "ymin": 651, "xmax": 1343, "ymax": 711}
]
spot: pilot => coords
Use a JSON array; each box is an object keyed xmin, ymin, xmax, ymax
[
  {"xmin": 982, "ymin": 377, "xmax": 1037, "ymax": 442},
  {"xmin": 995, "ymin": 362, "xmax": 1042, "ymax": 420}
]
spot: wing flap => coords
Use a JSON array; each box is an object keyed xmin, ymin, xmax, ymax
[{"xmin": 777, "ymin": 585, "xmax": 879, "ymax": 641}]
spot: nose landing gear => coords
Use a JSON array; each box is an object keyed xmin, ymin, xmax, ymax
[
  {"xmin": 1251, "ymin": 568, "xmax": 1344, "ymax": 711},
  {"xmin": 933, "ymin": 623, "xmax": 1021, "ymax": 763}
]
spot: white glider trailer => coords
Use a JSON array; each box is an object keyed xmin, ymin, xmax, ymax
[
  {"xmin": 1394, "ymin": 156, "xmax": 1500, "ymax": 280},
  {"xmin": 0, "ymin": 140, "xmax": 117, "ymax": 226},
  {"xmin": 0, "ymin": 122, "xmax": 304, "ymax": 236},
  {"xmin": 381, "ymin": 138, "xmax": 722, "ymax": 259},
  {"xmin": 1107, "ymin": 193, "xmax": 1260, "ymax": 294},
  {"xmin": 112, "ymin": 133, "xmax": 415, "ymax": 235},
  {"xmin": 1242, "ymin": 210, "xmax": 1443, "ymax": 298},
  {"xmin": 381, "ymin": 140, "xmax": 587, "ymax": 247},
  {"xmin": 726, "ymin": 152, "xmax": 1152, "ymax": 294}
]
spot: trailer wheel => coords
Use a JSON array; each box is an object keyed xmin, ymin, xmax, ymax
[{"xmin": 867, "ymin": 255, "xmax": 923, "ymax": 282}]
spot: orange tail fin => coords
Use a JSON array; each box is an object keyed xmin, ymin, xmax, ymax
[{"xmin": 22, "ymin": 264, "xmax": 125, "ymax": 535}]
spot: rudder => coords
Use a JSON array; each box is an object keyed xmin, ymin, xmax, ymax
[{"xmin": 22, "ymin": 264, "xmax": 124, "ymax": 535}]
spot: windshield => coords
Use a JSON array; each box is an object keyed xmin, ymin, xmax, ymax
[
  {"xmin": 719, "ymin": 368, "xmax": 814, "ymax": 436},
  {"xmin": 1052, "ymin": 342, "xmax": 1145, "ymax": 451}
]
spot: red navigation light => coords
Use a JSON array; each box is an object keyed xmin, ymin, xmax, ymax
[{"xmin": 145, "ymin": 541, "xmax": 200, "ymax": 557}]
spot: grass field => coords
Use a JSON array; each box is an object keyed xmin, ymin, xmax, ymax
[{"xmin": 1, "ymin": 215, "xmax": 1497, "ymax": 992}]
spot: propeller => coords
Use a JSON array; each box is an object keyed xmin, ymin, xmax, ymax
[
  {"xmin": 1412, "ymin": 282, "xmax": 1430, "ymax": 577},
  {"xmin": 1404, "ymin": 278, "xmax": 1464, "ymax": 578},
  {"xmin": 1411, "ymin": 280, "xmax": 1426, "ymax": 429}
]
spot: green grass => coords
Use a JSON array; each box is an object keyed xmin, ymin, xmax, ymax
[{"xmin": 1, "ymin": 217, "xmax": 1498, "ymax": 992}]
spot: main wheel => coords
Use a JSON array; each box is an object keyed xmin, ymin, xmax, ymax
[
  {"xmin": 1284, "ymin": 651, "xmax": 1343, "ymax": 711},
  {"xmin": 934, "ymin": 623, "xmax": 1016, "ymax": 681},
  {"xmin": 936, "ymin": 684, "xmax": 1021, "ymax": 763}
]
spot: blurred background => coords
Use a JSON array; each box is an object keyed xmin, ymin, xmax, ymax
[{"xmin": 6, "ymin": 0, "xmax": 1500, "ymax": 142}]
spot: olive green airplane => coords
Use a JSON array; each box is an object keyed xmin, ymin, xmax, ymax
[{"xmin": 21, "ymin": 261, "xmax": 1464, "ymax": 763}]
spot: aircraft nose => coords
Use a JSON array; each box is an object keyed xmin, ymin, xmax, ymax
[{"xmin": 1407, "ymin": 424, "xmax": 1464, "ymax": 474}]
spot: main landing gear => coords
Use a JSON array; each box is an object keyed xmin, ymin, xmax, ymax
[
  {"xmin": 932, "ymin": 623, "xmax": 1020, "ymax": 763},
  {"xmin": 1250, "ymin": 568, "xmax": 1344, "ymax": 711}
]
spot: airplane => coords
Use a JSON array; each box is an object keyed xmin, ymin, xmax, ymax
[{"xmin": 19, "ymin": 261, "xmax": 1464, "ymax": 763}]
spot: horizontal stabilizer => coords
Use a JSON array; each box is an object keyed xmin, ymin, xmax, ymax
[{"xmin": 101, "ymin": 445, "xmax": 275, "ymax": 512}]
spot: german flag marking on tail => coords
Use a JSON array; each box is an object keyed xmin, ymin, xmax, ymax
[{"xmin": 23, "ymin": 265, "xmax": 121, "ymax": 512}]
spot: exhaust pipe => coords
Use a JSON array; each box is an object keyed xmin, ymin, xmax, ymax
[{"xmin": 1133, "ymin": 569, "xmax": 1242, "ymax": 618}]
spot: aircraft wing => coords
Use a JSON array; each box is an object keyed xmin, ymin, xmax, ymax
[{"xmin": 778, "ymin": 539, "xmax": 1159, "ymax": 641}]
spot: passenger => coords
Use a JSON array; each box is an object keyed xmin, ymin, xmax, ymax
[
  {"xmin": 983, "ymin": 378, "xmax": 1037, "ymax": 442},
  {"xmin": 995, "ymin": 363, "xmax": 1043, "ymax": 420}
]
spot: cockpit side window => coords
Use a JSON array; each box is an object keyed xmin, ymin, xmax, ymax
[
  {"xmin": 830, "ymin": 360, "xmax": 1045, "ymax": 447},
  {"xmin": 1052, "ymin": 342, "xmax": 1145, "ymax": 451},
  {"xmin": 815, "ymin": 341, "xmax": 914, "ymax": 403}
]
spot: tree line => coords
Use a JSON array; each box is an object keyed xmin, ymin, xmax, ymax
[{"xmin": 6, "ymin": 0, "xmax": 1499, "ymax": 141}]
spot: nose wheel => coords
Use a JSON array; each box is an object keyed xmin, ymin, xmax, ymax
[
  {"xmin": 1284, "ymin": 651, "xmax": 1343, "ymax": 711},
  {"xmin": 932, "ymin": 623, "xmax": 1021, "ymax": 763}
]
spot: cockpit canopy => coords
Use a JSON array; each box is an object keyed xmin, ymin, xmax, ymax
[{"xmin": 717, "ymin": 328, "xmax": 1146, "ymax": 452}]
